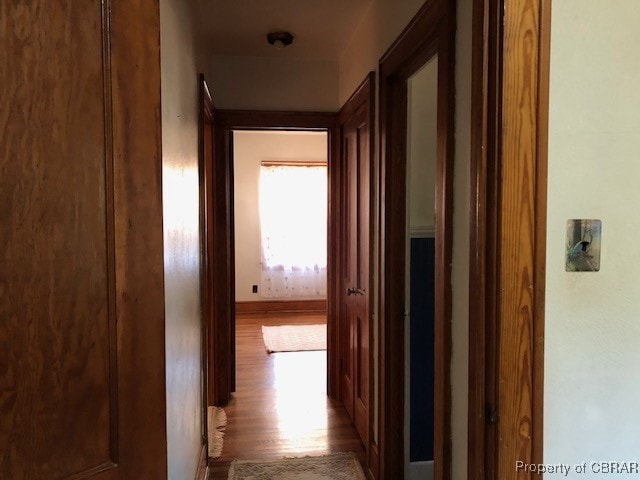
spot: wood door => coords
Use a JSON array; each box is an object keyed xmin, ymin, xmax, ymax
[
  {"xmin": 209, "ymin": 123, "xmax": 234, "ymax": 407},
  {"xmin": 0, "ymin": 1, "xmax": 167, "ymax": 478},
  {"xmin": 339, "ymin": 75, "xmax": 374, "ymax": 446}
]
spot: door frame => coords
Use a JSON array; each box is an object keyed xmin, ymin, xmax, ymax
[
  {"xmin": 198, "ymin": 75, "xmax": 214, "ymax": 456},
  {"xmin": 199, "ymin": 76, "xmax": 235, "ymax": 408},
  {"xmin": 210, "ymin": 110, "xmax": 340, "ymax": 402},
  {"xmin": 377, "ymin": 1, "xmax": 456, "ymax": 478},
  {"xmin": 468, "ymin": 0, "xmax": 550, "ymax": 477}
]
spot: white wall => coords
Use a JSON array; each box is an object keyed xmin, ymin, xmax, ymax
[
  {"xmin": 338, "ymin": 0, "xmax": 425, "ymax": 105},
  {"xmin": 160, "ymin": 0, "xmax": 205, "ymax": 478},
  {"xmin": 210, "ymin": 55, "xmax": 339, "ymax": 111},
  {"xmin": 544, "ymin": 1, "xmax": 640, "ymax": 475},
  {"xmin": 408, "ymin": 57, "xmax": 438, "ymax": 232},
  {"xmin": 233, "ymin": 130, "xmax": 328, "ymax": 301}
]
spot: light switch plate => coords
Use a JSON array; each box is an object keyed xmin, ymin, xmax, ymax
[{"xmin": 566, "ymin": 219, "xmax": 601, "ymax": 272}]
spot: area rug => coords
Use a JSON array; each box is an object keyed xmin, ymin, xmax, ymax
[
  {"xmin": 208, "ymin": 406, "xmax": 227, "ymax": 458},
  {"xmin": 261, "ymin": 324, "xmax": 327, "ymax": 353},
  {"xmin": 228, "ymin": 453, "xmax": 366, "ymax": 480}
]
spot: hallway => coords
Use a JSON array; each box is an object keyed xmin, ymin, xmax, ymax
[{"xmin": 209, "ymin": 313, "xmax": 365, "ymax": 479}]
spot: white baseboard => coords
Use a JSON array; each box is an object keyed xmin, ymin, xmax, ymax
[{"xmin": 408, "ymin": 461, "xmax": 434, "ymax": 480}]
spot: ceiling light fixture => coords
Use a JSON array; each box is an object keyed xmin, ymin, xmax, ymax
[{"xmin": 267, "ymin": 31, "xmax": 294, "ymax": 50}]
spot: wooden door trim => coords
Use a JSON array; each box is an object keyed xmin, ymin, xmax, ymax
[
  {"xmin": 213, "ymin": 122, "xmax": 234, "ymax": 406},
  {"xmin": 200, "ymin": 77, "xmax": 237, "ymax": 408},
  {"xmin": 198, "ymin": 74, "xmax": 213, "ymax": 450},
  {"xmin": 377, "ymin": 1, "xmax": 456, "ymax": 478},
  {"xmin": 468, "ymin": 0, "xmax": 500, "ymax": 475},
  {"xmin": 210, "ymin": 110, "xmax": 339, "ymax": 401},
  {"xmin": 468, "ymin": 0, "xmax": 550, "ymax": 477},
  {"xmin": 229, "ymin": 130, "xmax": 237, "ymax": 394}
]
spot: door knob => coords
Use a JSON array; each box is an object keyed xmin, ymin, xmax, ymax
[{"xmin": 346, "ymin": 287, "xmax": 365, "ymax": 296}]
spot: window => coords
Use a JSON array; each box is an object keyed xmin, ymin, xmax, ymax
[{"xmin": 259, "ymin": 162, "xmax": 327, "ymax": 298}]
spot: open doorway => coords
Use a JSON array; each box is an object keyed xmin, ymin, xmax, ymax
[
  {"xmin": 405, "ymin": 54, "xmax": 439, "ymax": 480},
  {"xmin": 202, "ymin": 117, "xmax": 370, "ymax": 476},
  {"xmin": 223, "ymin": 129, "xmax": 350, "ymax": 458},
  {"xmin": 233, "ymin": 130, "xmax": 328, "ymax": 311},
  {"xmin": 377, "ymin": 2, "xmax": 456, "ymax": 479},
  {"xmin": 199, "ymin": 82, "xmax": 376, "ymax": 476}
]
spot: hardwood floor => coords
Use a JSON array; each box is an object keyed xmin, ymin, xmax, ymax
[{"xmin": 209, "ymin": 313, "xmax": 365, "ymax": 479}]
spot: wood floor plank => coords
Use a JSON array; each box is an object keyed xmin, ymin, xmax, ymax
[{"xmin": 209, "ymin": 313, "xmax": 365, "ymax": 479}]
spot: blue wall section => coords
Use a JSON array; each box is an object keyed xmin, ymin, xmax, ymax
[{"xmin": 409, "ymin": 237, "xmax": 435, "ymax": 462}]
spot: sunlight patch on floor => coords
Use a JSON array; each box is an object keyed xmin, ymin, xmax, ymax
[{"xmin": 273, "ymin": 351, "xmax": 328, "ymax": 449}]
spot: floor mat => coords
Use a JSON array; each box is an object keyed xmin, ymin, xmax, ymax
[{"xmin": 261, "ymin": 324, "xmax": 327, "ymax": 352}]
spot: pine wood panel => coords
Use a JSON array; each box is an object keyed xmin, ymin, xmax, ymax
[
  {"xmin": 469, "ymin": 0, "xmax": 550, "ymax": 477},
  {"xmin": 208, "ymin": 314, "xmax": 365, "ymax": 479},
  {"xmin": 497, "ymin": 0, "xmax": 548, "ymax": 477}
]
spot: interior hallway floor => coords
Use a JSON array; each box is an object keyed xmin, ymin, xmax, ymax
[{"xmin": 209, "ymin": 313, "xmax": 366, "ymax": 479}]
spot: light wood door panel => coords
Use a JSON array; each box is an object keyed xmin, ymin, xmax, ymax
[{"xmin": 0, "ymin": 1, "xmax": 167, "ymax": 478}]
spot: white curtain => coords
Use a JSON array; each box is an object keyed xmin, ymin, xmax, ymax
[{"xmin": 259, "ymin": 164, "xmax": 327, "ymax": 298}]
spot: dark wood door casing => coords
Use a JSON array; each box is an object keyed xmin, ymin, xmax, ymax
[
  {"xmin": 210, "ymin": 111, "xmax": 339, "ymax": 410},
  {"xmin": 1, "ymin": 1, "xmax": 167, "ymax": 478},
  {"xmin": 211, "ymin": 120, "xmax": 234, "ymax": 407},
  {"xmin": 199, "ymin": 75, "xmax": 215, "ymax": 430},
  {"xmin": 378, "ymin": 1, "xmax": 456, "ymax": 479}
]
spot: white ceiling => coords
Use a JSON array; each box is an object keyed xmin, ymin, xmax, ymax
[{"xmin": 195, "ymin": 0, "xmax": 373, "ymax": 60}]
